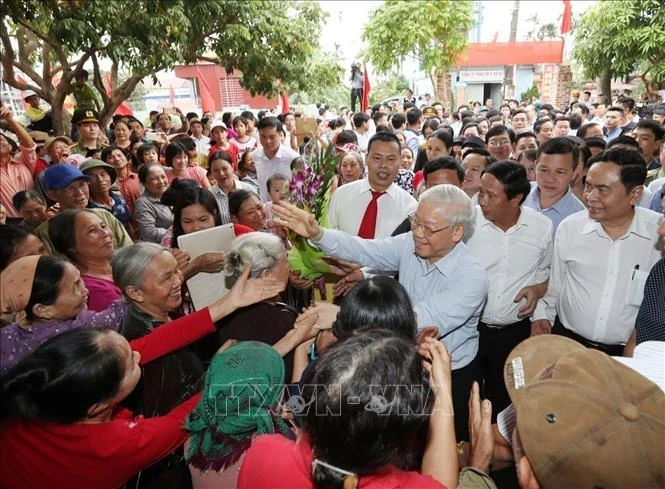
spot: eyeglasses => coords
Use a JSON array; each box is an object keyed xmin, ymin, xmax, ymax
[
  {"xmin": 409, "ymin": 215, "xmax": 450, "ymax": 237},
  {"xmin": 62, "ymin": 180, "xmax": 88, "ymax": 194},
  {"xmin": 488, "ymin": 138, "xmax": 512, "ymax": 147}
]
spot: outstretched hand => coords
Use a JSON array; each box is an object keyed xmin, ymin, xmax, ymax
[
  {"xmin": 272, "ymin": 201, "xmax": 322, "ymax": 240},
  {"xmin": 468, "ymin": 381, "xmax": 493, "ymax": 474},
  {"xmin": 420, "ymin": 338, "xmax": 453, "ymax": 413}
]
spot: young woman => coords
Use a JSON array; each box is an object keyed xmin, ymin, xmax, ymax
[
  {"xmin": 101, "ymin": 146, "xmax": 141, "ymax": 216},
  {"xmin": 0, "ymin": 262, "xmax": 284, "ymax": 489},
  {"xmin": 165, "ymin": 141, "xmax": 211, "ymax": 189}
]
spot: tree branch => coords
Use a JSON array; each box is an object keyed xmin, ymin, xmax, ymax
[
  {"xmin": 16, "ymin": 19, "xmax": 68, "ymax": 69},
  {"xmin": 91, "ymin": 52, "xmax": 111, "ymax": 107}
]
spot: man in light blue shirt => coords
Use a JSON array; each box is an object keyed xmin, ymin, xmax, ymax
[
  {"xmin": 523, "ymin": 137, "xmax": 585, "ymax": 235},
  {"xmin": 274, "ymin": 185, "xmax": 488, "ymax": 441}
]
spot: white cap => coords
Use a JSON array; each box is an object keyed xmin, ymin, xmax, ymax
[
  {"xmin": 210, "ymin": 120, "xmax": 227, "ymax": 131},
  {"xmin": 23, "ymin": 90, "xmax": 38, "ymax": 100}
]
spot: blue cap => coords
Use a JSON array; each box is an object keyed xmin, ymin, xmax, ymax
[{"xmin": 43, "ymin": 164, "xmax": 91, "ymax": 190}]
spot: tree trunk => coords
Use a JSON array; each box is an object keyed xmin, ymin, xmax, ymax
[
  {"xmin": 98, "ymin": 75, "xmax": 143, "ymax": 128},
  {"xmin": 435, "ymin": 70, "xmax": 450, "ymax": 111},
  {"xmin": 599, "ymin": 69, "xmax": 612, "ymax": 99}
]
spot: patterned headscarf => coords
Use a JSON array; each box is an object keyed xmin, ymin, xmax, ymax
[
  {"xmin": 186, "ymin": 341, "xmax": 290, "ymax": 471},
  {"xmin": 0, "ymin": 255, "xmax": 40, "ymax": 326}
]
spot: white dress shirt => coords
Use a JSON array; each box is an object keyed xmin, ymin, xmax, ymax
[
  {"xmin": 466, "ymin": 206, "xmax": 552, "ymax": 325},
  {"xmin": 254, "ymin": 144, "xmax": 300, "ymax": 202},
  {"xmin": 328, "ymin": 179, "xmax": 417, "ymax": 238},
  {"xmin": 533, "ymin": 208, "xmax": 663, "ymax": 344}
]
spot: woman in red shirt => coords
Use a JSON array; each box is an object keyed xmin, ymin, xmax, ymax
[{"xmin": 0, "ymin": 267, "xmax": 284, "ymax": 489}]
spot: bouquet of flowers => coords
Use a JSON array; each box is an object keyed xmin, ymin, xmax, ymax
[{"xmin": 287, "ymin": 141, "xmax": 340, "ymax": 281}]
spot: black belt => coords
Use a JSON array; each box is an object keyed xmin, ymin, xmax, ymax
[
  {"xmin": 479, "ymin": 317, "xmax": 531, "ymax": 330},
  {"xmin": 553, "ymin": 317, "xmax": 624, "ymax": 355}
]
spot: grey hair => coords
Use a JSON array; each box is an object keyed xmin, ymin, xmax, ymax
[
  {"xmin": 112, "ymin": 242, "xmax": 168, "ymax": 293},
  {"xmin": 341, "ymin": 151, "xmax": 365, "ymax": 173},
  {"xmin": 418, "ymin": 184, "xmax": 475, "ymax": 228},
  {"xmin": 224, "ymin": 232, "xmax": 286, "ymax": 289}
]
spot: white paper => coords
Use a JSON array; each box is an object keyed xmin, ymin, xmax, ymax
[{"xmin": 177, "ymin": 223, "xmax": 236, "ymax": 310}]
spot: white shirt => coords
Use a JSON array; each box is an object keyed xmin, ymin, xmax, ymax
[
  {"xmin": 466, "ymin": 206, "xmax": 552, "ymax": 325},
  {"xmin": 533, "ymin": 208, "xmax": 663, "ymax": 344},
  {"xmin": 355, "ymin": 131, "xmax": 371, "ymax": 153},
  {"xmin": 638, "ymin": 187, "xmax": 653, "ymax": 209},
  {"xmin": 648, "ymin": 176, "xmax": 665, "ymax": 194},
  {"xmin": 328, "ymin": 179, "xmax": 417, "ymax": 238},
  {"xmin": 254, "ymin": 144, "xmax": 299, "ymax": 202},
  {"xmin": 190, "ymin": 135, "xmax": 210, "ymax": 157}
]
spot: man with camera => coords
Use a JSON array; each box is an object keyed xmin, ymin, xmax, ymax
[{"xmin": 350, "ymin": 62, "xmax": 363, "ymax": 113}]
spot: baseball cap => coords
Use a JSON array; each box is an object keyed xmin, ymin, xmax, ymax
[
  {"xmin": 72, "ymin": 108, "xmax": 99, "ymax": 125},
  {"xmin": 23, "ymin": 90, "xmax": 38, "ymax": 100},
  {"xmin": 43, "ymin": 164, "xmax": 91, "ymax": 190},
  {"xmin": 210, "ymin": 120, "xmax": 227, "ymax": 131},
  {"xmin": 80, "ymin": 159, "xmax": 117, "ymax": 184},
  {"xmin": 504, "ymin": 335, "xmax": 664, "ymax": 489}
]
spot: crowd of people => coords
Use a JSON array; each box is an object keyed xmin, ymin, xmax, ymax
[{"xmin": 0, "ymin": 81, "xmax": 664, "ymax": 489}]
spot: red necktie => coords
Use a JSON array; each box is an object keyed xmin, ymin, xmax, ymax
[{"xmin": 357, "ymin": 191, "xmax": 385, "ymax": 239}]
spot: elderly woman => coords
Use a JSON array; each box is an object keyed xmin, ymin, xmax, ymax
[
  {"xmin": 185, "ymin": 342, "xmax": 292, "ymax": 489},
  {"xmin": 49, "ymin": 209, "xmax": 121, "ymax": 312},
  {"xmin": 134, "ymin": 163, "xmax": 173, "ymax": 242},
  {"xmin": 113, "ymin": 242, "xmax": 206, "ymax": 417},
  {"xmin": 80, "ymin": 159, "xmax": 132, "ymax": 232},
  {"xmin": 0, "ymin": 255, "xmax": 127, "ymax": 374},
  {"xmin": 0, "ymin": 225, "xmax": 48, "ymax": 272},
  {"xmin": 220, "ymin": 232, "xmax": 305, "ymax": 379},
  {"xmin": 0, "ymin": 261, "xmax": 285, "ymax": 489},
  {"xmin": 11, "ymin": 190, "xmax": 51, "ymax": 230}
]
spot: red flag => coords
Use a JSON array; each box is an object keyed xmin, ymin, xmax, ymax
[
  {"xmin": 195, "ymin": 67, "xmax": 216, "ymax": 113},
  {"xmin": 279, "ymin": 93, "xmax": 290, "ymax": 114},
  {"xmin": 361, "ymin": 64, "xmax": 370, "ymax": 112},
  {"xmin": 561, "ymin": 0, "xmax": 572, "ymax": 34}
]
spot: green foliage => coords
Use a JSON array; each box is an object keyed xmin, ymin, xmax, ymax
[
  {"xmin": 520, "ymin": 83, "xmax": 540, "ymax": 103},
  {"xmin": 3, "ymin": 0, "xmax": 334, "ymax": 96},
  {"xmin": 362, "ymin": 0, "xmax": 475, "ymax": 77},
  {"xmin": 369, "ymin": 73, "xmax": 410, "ymax": 104},
  {"xmin": 288, "ymin": 48, "xmax": 345, "ymax": 108},
  {"xmin": 572, "ymin": 0, "xmax": 665, "ymax": 85}
]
